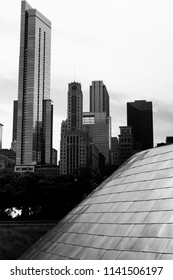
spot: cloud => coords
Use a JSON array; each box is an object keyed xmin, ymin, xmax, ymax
[
  {"xmin": 0, "ymin": 76, "xmax": 18, "ymax": 102},
  {"xmin": 154, "ymin": 99, "xmax": 173, "ymax": 122}
]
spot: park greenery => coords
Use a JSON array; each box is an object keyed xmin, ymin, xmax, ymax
[
  {"xmin": 0, "ymin": 225, "xmax": 54, "ymax": 260},
  {"xmin": 0, "ymin": 165, "xmax": 117, "ymax": 221}
]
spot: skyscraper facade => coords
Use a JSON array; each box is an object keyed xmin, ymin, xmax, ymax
[
  {"xmin": 0, "ymin": 124, "xmax": 3, "ymax": 150},
  {"xmin": 67, "ymin": 82, "xmax": 83, "ymax": 132},
  {"xmin": 83, "ymin": 112, "xmax": 111, "ymax": 163},
  {"xmin": 118, "ymin": 126, "xmax": 133, "ymax": 164},
  {"xmin": 90, "ymin": 81, "xmax": 109, "ymax": 117},
  {"xmin": 11, "ymin": 100, "xmax": 18, "ymax": 153},
  {"xmin": 84, "ymin": 80, "xmax": 111, "ymax": 164},
  {"xmin": 110, "ymin": 137, "xmax": 120, "ymax": 166},
  {"xmin": 127, "ymin": 100, "xmax": 153, "ymax": 150},
  {"xmin": 60, "ymin": 82, "xmax": 90, "ymax": 175},
  {"xmin": 16, "ymin": 1, "xmax": 52, "ymax": 169},
  {"xmin": 42, "ymin": 100, "xmax": 53, "ymax": 164},
  {"xmin": 12, "ymin": 100, "xmax": 18, "ymax": 143}
]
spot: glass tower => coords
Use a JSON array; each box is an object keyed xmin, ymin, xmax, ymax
[{"xmin": 16, "ymin": 1, "xmax": 52, "ymax": 167}]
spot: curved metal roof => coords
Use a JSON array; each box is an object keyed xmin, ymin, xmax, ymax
[{"xmin": 20, "ymin": 144, "xmax": 173, "ymax": 259}]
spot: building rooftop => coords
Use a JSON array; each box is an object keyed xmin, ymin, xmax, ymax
[{"xmin": 20, "ymin": 144, "xmax": 173, "ymax": 259}]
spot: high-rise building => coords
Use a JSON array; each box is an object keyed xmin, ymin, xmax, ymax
[
  {"xmin": 83, "ymin": 112, "xmax": 111, "ymax": 163},
  {"xmin": 60, "ymin": 82, "xmax": 90, "ymax": 175},
  {"xmin": 12, "ymin": 100, "xmax": 18, "ymax": 143},
  {"xmin": 42, "ymin": 100, "xmax": 53, "ymax": 164},
  {"xmin": 127, "ymin": 100, "xmax": 153, "ymax": 150},
  {"xmin": 118, "ymin": 126, "xmax": 133, "ymax": 164},
  {"xmin": 0, "ymin": 123, "xmax": 3, "ymax": 150},
  {"xmin": 11, "ymin": 100, "xmax": 18, "ymax": 153},
  {"xmin": 67, "ymin": 82, "xmax": 83, "ymax": 132},
  {"xmin": 52, "ymin": 148, "xmax": 58, "ymax": 166},
  {"xmin": 90, "ymin": 81, "xmax": 109, "ymax": 117},
  {"xmin": 110, "ymin": 137, "xmax": 120, "ymax": 166},
  {"xmin": 88, "ymin": 81, "xmax": 111, "ymax": 163},
  {"xmin": 16, "ymin": 1, "xmax": 52, "ymax": 171}
]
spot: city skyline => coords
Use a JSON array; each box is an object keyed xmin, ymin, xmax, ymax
[{"xmin": 1, "ymin": 0, "xmax": 173, "ymax": 155}]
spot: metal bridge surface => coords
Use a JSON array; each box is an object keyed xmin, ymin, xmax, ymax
[{"xmin": 20, "ymin": 145, "xmax": 173, "ymax": 260}]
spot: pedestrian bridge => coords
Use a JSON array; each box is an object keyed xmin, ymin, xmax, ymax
[{"xmin": 20, "ymin": 144, "xmax": 173, "ymax": 259}]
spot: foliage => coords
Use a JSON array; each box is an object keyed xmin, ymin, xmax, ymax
[
  {"xmin": 0, "ymin": 166, "xmax": 117, "ymax": 220},
  {"xmin": 0, "ymin": 225, "xmax": 54, "ymax": 260}
]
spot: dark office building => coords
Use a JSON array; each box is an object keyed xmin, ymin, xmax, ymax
[
  {"xmin": 127, "ymin": 100, "xmax": 153, "ymax": 150},
  {"xmin": 166, "ymin": 137, "xmax": 173, "ymax": 145}
]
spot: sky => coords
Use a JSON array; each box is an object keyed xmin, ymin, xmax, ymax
[{"xmin": 1, "ymin": 0, "xmax": 173, "ymax": 156}]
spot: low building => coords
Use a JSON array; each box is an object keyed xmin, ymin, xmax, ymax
[
  {"xmin": 166, "ymin": 137, "xmax": 173, "ymax": 145},
  {"xmin": 35, "ymin": 165, "xmax": 59, "ymax": 176},
  {"xmin": 0, "ymin": 154, "xmax": 15, "ymax": 171},
  {"xmin": 0, "ymin": 149, "xmax": 16, "ymax": 162}
]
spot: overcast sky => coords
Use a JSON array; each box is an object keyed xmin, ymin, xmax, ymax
[{"xmin": 1, "ymin": 0, "xmax": 173, "ymax": 155}]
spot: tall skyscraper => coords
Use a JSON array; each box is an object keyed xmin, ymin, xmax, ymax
[
  {"xmin": 67, "ymin": 82, "xmax": 83, "ymax": 132},
  {"xmin": 12, "ymin": 100, "xmax": 18, "ymax": 143},
  {"xmin": 0, "ymin": 124, "xmax": 3, "ymax": 150},
  {"xmin": 60, "ymin": 82, "xmax": 90, "ymax": 175},
  {"xmin": 90, "ymin": 81, "xmax": 109, "ymax": 117},
  {"xmin": 11, "ymin": 100, "xmax": 18, "ymax": 152},
  {"xmin": 16, "ymin": 1, "xmax": 52, "ymax": 170},
  {"xmin": 83, "ymin": 80, "xmax": 111, "ymax": 164},
  {"xmin": 83, "ymin": 112, "xmax": 111, "ymax": 163},
  {"xmin": 127, "ymin": 100, "xmax": 153, "ymax": 150}
]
